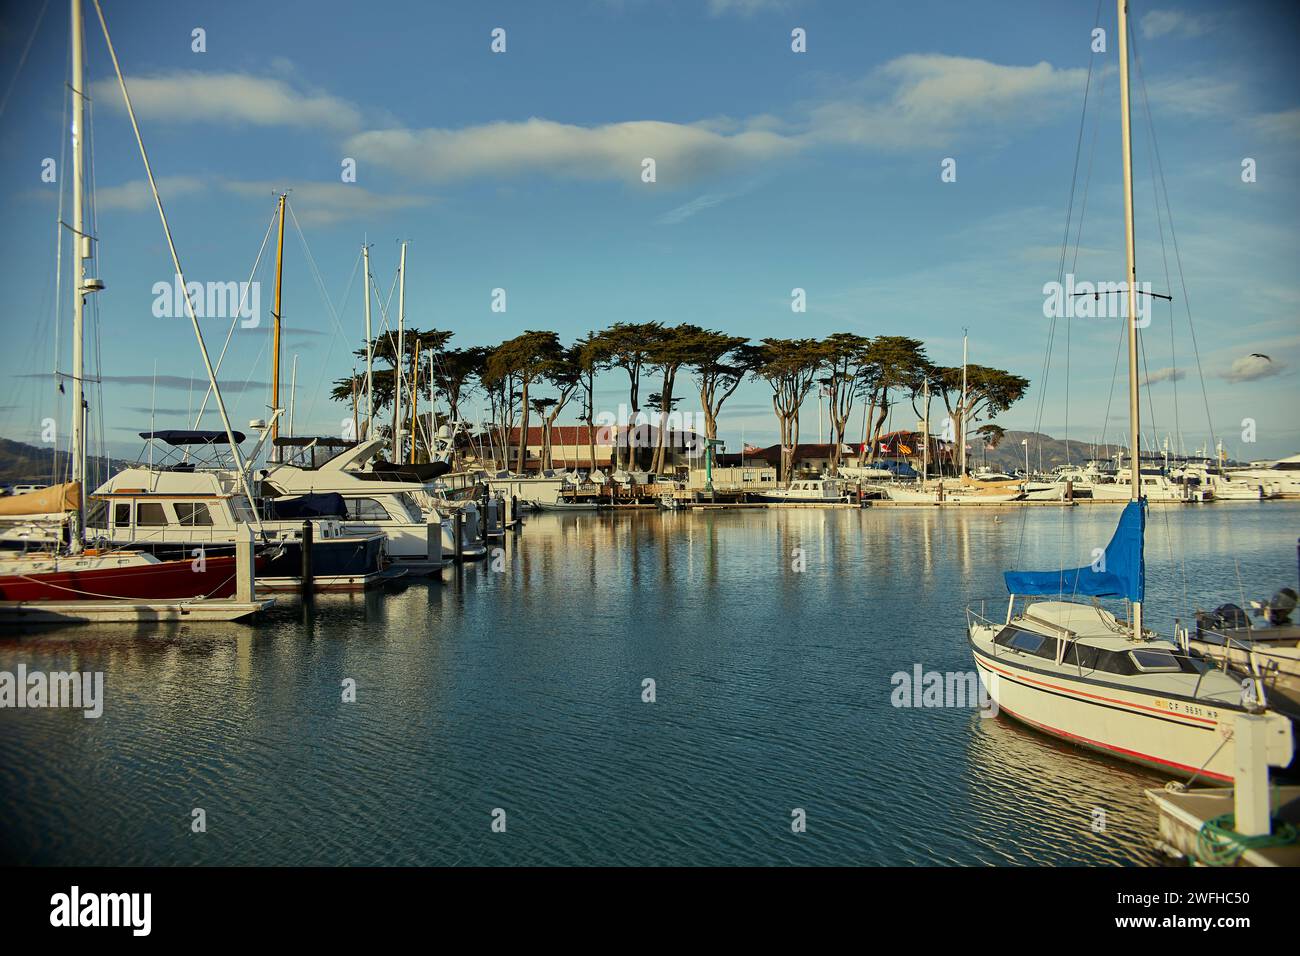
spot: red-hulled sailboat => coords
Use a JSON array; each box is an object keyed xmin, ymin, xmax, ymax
[{"xmin": 0, "ymin": 0, "xmax": 271, "ymax": 617}]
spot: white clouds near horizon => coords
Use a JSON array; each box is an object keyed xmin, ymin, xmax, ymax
[{"xmin": 88, "ymin": 54, "xmax": 1096, "ymax": 188}]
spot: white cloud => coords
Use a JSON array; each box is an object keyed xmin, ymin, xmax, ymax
[
  {"xmin": 1140, "ymin": 10, "xmax": 1213, "ymax": 40},
  {"xmin": 94, "ymin": 176, "xmax": 206, "ymax": 211},
  {"xmin": 91, "ymin": 71, "xmax": 366, "ymax": 132},
  {"xmin": 346, "ymin": 55, "xmax": 1087, "ymax": 185},
  {"xmin": 1252, "ymin": 108, "xmax": 1300, "ymax": 141},
  {"xmin": 656, "ymin": 192, "xmax": 733, "ymax": 225},
  {"xmin": 1144, "ymin": 74, "xmax": 1243, "ymax": 118},
  {"xmin": 807, "ymin": 55, "xmax": 1088, "ymax": 149},
  {"xmin": 221, "ymin": 181, "xmax": 432, "ymax": 226},
  {"xmin": 1222, "ymin": 353, "xmax": 1283, "ymax": 384},
  {"xmin": 345, "ymin": 117, "xmax": 797, "ymax": 185},
  {"xmin": 1142, "ymin": 366, "xmax": 1185, "ymax": 386},
  {"xmin": 96, "ymin": 53, "xmax": 1264, "ymax": 195},
  {"xmin": 90, "ymin": 175, "xmax": 430, "ymax": 225}
]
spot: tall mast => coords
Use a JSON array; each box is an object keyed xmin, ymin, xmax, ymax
[
  {"xmin": 1118, "ymin": 0, "xmax": 1143, "ymax": 638},
  {"xmin": 68, "ymin": 0, "xmax": 89, "ymax": 552},
  {"xmin": 270, "ymin": 193, "xmax": 287, "ymax": 457},
  {"xmin": 959, "ymin": 329, "xmax": 968, "ymax": 477},
  {"xmin": 392, "ymin": 240, "xmax": 406, "ymax": 461},
  {"xmin": 90, "ymin": 0, "xmax": 264, "ymax": 532},
  {"xmin": 410, "ymin": 336, "xmax": 421, "ymax": 464},
  {"xmin": 362, "ymin": 242, "xmax": 374, "ymax": 439},
  {"xmin": 921, "ymin": 377, "xmax": 929, "ymax": 484},
  {"xmin": 288, "ymin": 353, "xmax": 298, "ymax": 439}
]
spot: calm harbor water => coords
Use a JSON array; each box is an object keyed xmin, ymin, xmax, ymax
[{"xmin": 2, "ymin": 503, "xmax": 1296, "ymax": 866}]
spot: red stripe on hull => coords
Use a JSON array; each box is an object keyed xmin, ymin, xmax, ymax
[
  {"xmin": 995, "ymin": 700, "xmax": 1232, "ymax": 783},
  {"xmin": 973, "ymin": 645, "xmax": 1233, "ymax": 781},
  {"xmin": 977, "ymin": 653, "xmax": 1217, "ymax": 726},
  {"xmin": 0, "ymin": 555, "xmax": 254, "ymax": 602}
]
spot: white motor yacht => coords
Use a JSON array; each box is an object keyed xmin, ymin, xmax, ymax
[
  {"xmin": 1228, "ymin": 454, "xmax": 1300, "ymax": 499},
  {"xmin": 752, "ymin": 478, "xmax": 849, "ymax": 503},
  {"xmin": 264, "ymin": 437, "xmax": 485, "ymax": 562}
]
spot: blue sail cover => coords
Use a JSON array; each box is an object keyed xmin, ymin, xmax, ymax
[{"xmin": 1004, "ymin": 499, "xmax": 1145, "ymax": 602}]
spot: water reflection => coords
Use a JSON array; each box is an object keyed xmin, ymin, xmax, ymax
[{"xmin": 1, "ymin": 503, "xmax": 1296, "ymax": 864}]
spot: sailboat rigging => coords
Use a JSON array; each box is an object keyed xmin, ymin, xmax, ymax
[
  {"xmin": 966, "ymin": 0, "xmax": 1293, "ymax": 784},
  {"xmin": 0, "ymin": 0, "xmax": 269, "ymax": 606}
]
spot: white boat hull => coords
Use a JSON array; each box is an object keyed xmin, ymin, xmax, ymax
[
  {"xmin": 881, "ymin": 485, "xmax": 939, "ymax": 503},
  {"xmin": 532, "ymin": 500, "xmax": 601, "ymax": 512},
  {"xmin": 1088, "ymin": 484, "xmax": 1201, "ymax": 502},
  {"xmin": 969, "ymin": 628, "xmax": 1291, "ymax": 783},
  {"xmin": 751, "ymin": 493, "xmax": 849, "ymax": 503}
]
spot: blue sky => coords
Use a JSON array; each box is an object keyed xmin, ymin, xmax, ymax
[{"xmin": 1, "ymin": 0, "xmax": 1297, "ymax": 465}]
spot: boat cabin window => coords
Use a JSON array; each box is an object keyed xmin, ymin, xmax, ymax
[
  {"xmin": 113, "ymin": 503, "xmax": 130, "ymax": 528},
  {"xmin": 994, "ymin": 627, "xmax": 1058, "ymax": 660},
  {"xmin": 1129, "ymin": 648, "xmax": 1182, "ymax": 673},
  {"xmin": 1060, "ymin": 643, "xmax": 1192, "ymax": 676},
  {"xmin": 175, "ymin": 502, "xmax": 214, "ymax": 526},
  {"xmin": 1061, "ymin": 643, "xmax": 1134, "ymax": 675},
  {"xmin": 135, "ymin": 502, "xmax": 168, "ymax": 527},
  {"xmin": 347, "ymin": 497, "xmax": 392, "ymax": 522}
]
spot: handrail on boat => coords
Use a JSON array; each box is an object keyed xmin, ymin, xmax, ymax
[{"xmin": 1190, "ymin": 625, "xmax": 1272, "ymax": 710}]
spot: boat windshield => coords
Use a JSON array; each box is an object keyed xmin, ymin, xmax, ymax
[
  {"xmin": 230, "ymin": 496, "xmax": 256, "ymax": 524},
  {"xmin": 395, "ymin": 492, "xmax": 425, "ymax": 523}
]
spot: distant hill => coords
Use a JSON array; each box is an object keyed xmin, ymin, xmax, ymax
[
  {"xmin": 0, "ymin": 436, "xmax": 120, "ymax": 488},
  {"xmin": 975, "ymin": 431, "xmax": 1124, "ymax": 473}
]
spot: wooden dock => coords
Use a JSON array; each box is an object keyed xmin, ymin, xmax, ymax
[
  {"xmin": 1146, "ymin": 785, "xmax": 1300, "ymax": 866},
  {"xmin": 866, "ymin": 499, "xmax": 1077, "ymax": 508},
  {"xmin": 258, "ymin": 566, "xmax": 409, "ymax": 591},
  {"xmin": 0, "ymin": 597, "xmax": 274, "ymax": 624}
]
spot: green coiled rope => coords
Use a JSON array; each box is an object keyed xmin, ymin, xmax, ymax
[{"xmin": 1195, "ymin": 812, "xmax": 1298, "ymax": 866}]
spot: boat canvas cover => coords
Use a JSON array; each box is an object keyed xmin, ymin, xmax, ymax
[
  {"xmin": 0, "ymin": 481, "xmax": 79, "ymax": 516},
  {"xmin": 139, "ymin": 429, "xmax": 246, "ymax": 445},
  {"xmin": 263, "ymin": 492, "xmax": 347, "ymax": 519},
  {"xmin": 1004, "ymin": 499, "xmax": 1145, "ymax": 602},
  {"xmin": 370, "ymin": 460, "xmax": 452, "ymax": 482}
]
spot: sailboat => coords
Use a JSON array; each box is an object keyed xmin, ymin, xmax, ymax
[
  {"xmin": 0, "ymin": 0, "xmax": 267, "ymax": 607},
  {"xmin": 967, "ymin": 0, "xmax": 1292, "ymax": 783}
]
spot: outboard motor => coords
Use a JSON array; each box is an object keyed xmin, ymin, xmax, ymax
[
  {"xmin": 1195, "ymin": 603, "xmax": 1249, "ymax": 638},
  {"xmin": 1214, "ymin": 603, "xmax": 1250, "ymax": 629},
  {"xmin": 1262, "ymin": 587, "xmax": 1297, "ymax": 626}
]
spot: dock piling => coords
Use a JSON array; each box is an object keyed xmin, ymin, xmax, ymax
[
  {"xmin": 300, "ymin": 520, "xmax": 313, "ymax": 594},
  {"xmin": 428, "ymin": 514, "xmax": 443, "ymax": 566},
  {"xmin": 1234, "ymin": 714, "xmax": 1272, "ymax": 837},
  {"xmin": 235, "ymin": 527, "xmax": 255, "ymax": 603}
]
